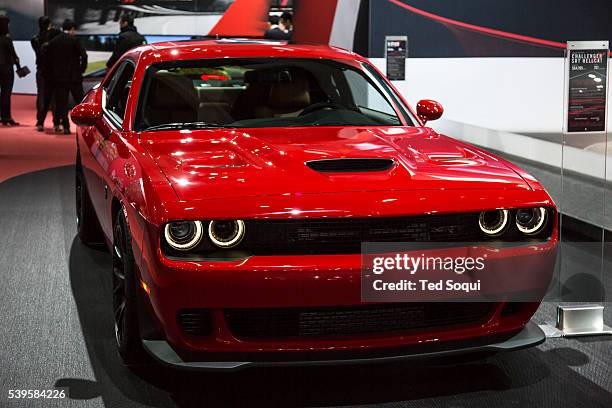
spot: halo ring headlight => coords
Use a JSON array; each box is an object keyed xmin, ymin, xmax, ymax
[
  {"xmin": 208, "ymin": 220, "xmax": 245, "ymax": 248},
  {"xmin": 516, "ymin": 207, "xmax": 547, "ymax": 235},
  {"xmin": 164, "ymin": 221, "xmax": 204, "ymax": 251},
  {"xmin": 479, "ymin": 209, "xmax": 509, "ymax": 236}
]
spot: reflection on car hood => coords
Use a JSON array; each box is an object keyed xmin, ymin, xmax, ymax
[{"xmin": 140, "ymin": 126, "xmax": 530, "ymax": 201}]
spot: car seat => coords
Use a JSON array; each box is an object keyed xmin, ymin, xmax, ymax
[{"xmin": 145, "ymin": 72, "xmax": 199, "ymax": 126}]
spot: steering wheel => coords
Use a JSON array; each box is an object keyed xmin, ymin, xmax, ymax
[{"xmin": 299, "ymin": 102, "xmax": 346, "ymax": 116}]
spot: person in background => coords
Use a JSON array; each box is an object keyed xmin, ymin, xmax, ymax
[
  {"xmin": 279, "ymin": 12, "xmax": 294, "ymax": 39},
  {"xmin": 263, "ymin": 12, "xmax": 293, "ymax": 40},
  {"xmin": 0, "ymin": 15, "xmax": 20, "ymax": 126},
  {"xmin": 267, "ymin": 15, "xmax": 280, "ymax": 31},
  {"xmin": 43, "ymin": 19, "xmax": 87, "ymax": 134},
  {"xmin": 31, "ymin": 16, "xmax": 60, "ymax": 132},
  {"xmin": 106, "ymin": 14, "xmax": 145, "ymax": 69},
  {"xmin": 264, "ymin": 14, "xmax": 285, "ymax": 40}
]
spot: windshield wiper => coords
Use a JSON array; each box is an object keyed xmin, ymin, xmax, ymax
[{"xmin": 143, "ymin": 122, "xmax": 233, "ymax": 132}]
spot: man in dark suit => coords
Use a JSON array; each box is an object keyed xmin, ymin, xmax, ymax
[
  {"xmin": 0, "ymin": 15, "xmax": 20, "ymax": 126},
  {"xmin": 263, "ymin": 12, "xmax": 293, "ymax": 41},
  {"xmin": 31, "ymin": 16, "xmax": 60, "ymax": 131},
  {"xmin": 42, "ymin": 19, "xmax": 87, "ymax": 134},
  {"xmin": 106, "ymin": 14, "xmax": 145, "ymax": 69}
]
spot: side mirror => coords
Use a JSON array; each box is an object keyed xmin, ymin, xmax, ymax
[
  {"xmin": 71, "ymin": 87, "xmax": 103, "ymax": 126},
  {"xmin": 416, "ymin": 99, "xmax": 443, "ymax": 124}
]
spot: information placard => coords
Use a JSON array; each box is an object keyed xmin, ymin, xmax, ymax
[
  {"xmin": 566, "ymin": 42, "xmax": 609, "ymax": 133},
  {"xmin": 385, "ymin": 36, "xmax": 408, "ymax": 81}
]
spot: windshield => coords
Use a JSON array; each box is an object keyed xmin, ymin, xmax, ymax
[{"xmin": 136, "ymin": 58, "xmax": 413, "ymax": 131}]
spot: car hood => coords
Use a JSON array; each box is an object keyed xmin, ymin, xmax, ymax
[{"xmin": 140, "ymin": 126, "xmax": 530, "ymax": 201}]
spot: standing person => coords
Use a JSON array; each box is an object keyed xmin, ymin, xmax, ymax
[
  {"xmin": 263, "ymin": 12, "xmax": 293, "ymax": 40},
  {"xmin": 263, "ymin": 15, "xmax": 283, "ymax": 39},
  {"xmin": 267, "ymin": 15, "xmax": 280, "ymax": 31},
  {"xmin": 279, "ymin": 12, "xmax": 294, "ymax": 40},
  {"xmin": 0, "ymin": 15, "xmax": 20, "ymax": 126},
  {"xmin": 31, "ymin": 16, "xmax": 60, "ymax": 132},
  {"xmin": 106, "ymin": 14, "xmax": 145, "ymax": 69},
  {"xmin": 44, "ymin": 20, "xmax": 87, "ymax": 135}
]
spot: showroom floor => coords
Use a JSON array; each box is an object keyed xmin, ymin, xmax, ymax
[{"xmin": 1, "ymin": 97, "xmax": 611, "ymax": 407}]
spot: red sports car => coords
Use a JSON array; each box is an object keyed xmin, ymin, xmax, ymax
[{"xmin": 71, "ymin": 39, "xmax": 557, "ymax": 369}]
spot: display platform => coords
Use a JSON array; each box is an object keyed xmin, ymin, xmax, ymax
[{"xmin": 0, "ymin": 96, "xmax": 611, "ymax": 407}]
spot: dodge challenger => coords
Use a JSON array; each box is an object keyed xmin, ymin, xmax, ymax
[{"xmin": 71, "ymin": 39, "xmax": 557, "ymax": 369}]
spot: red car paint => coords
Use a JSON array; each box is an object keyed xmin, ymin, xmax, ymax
[{"xmin": 72, "ymin": 40, "xmax": 557, "ymax": 361}]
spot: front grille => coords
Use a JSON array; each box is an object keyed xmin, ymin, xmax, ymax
[
  {"xmin": 225, "ymin": 303, "xmax": 492, "ymax": 339},
  {"xmin": 241, "ymin": 213, "xmax": 480, "ymax": 255},
  {"xmin": 178, "ymin": 309, "xmax": 213, "ymax": 336}
]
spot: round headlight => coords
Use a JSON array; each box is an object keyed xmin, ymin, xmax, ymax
[
  {"xmin": 208, "ymin": 220, "xmax": 245, "ymax": 248},
  {"xmin": 516, "ymin": 207, "xmax": 547, "ymax": 235},
  {"xmin": 164, "ymin": 221, "xmax": 203, "ymax": 251},
  {"xmin": 479, "ymin": 209, "xmax": 509, "ymax": 236}
]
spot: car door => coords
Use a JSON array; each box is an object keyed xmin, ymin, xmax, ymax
[{"xmin": 83, "ymin": 60, "xmax": 136, "ymax": 240}]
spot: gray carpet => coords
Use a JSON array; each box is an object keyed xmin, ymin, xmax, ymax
[{"xmin": 1, "ymin": 166, "xmax": 611, "ymax": 408}]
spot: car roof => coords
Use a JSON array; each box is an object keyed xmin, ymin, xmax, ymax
[{"xmin": 129, "ymin": 39, "xmax": 368, "ymax": 66}]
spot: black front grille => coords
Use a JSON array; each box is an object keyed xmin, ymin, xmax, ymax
[
  {"xmin": 225, "ymin": 303, "xmax": 492, "ymax": 339},
  {"xmin": 178, "ymin": 309, "xmax": 213, "ymax": 336},
  {"xmin": 306, "ymin": 158, "xmax": 395, "ymax": 173},
  {"xmin": 242, "ymin": 213, "xmax": 480, "ymax": 255}
]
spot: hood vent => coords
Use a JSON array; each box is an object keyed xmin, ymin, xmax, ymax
[{"xmin": 306, "ymin": 158, "xmax": 395, "ymax": 173}]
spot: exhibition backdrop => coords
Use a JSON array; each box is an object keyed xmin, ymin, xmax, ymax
[
  {"xmin": 369, "ymin": 0, "xmax": 612, "ymax": 57},
  {"xmin": 46, "ymin": 0, "xmax": 233, "ymax": 36},
  {"xmin": 0, "ymin": 0, "xmax": 44, "ymax": 40}
]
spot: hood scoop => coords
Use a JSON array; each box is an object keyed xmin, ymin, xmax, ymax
[{"xmin": 306, "ymin": 158, "xmax": 395, "ymax": 173}]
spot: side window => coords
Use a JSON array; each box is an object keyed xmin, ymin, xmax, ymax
[
  {"xmin": 105, "ymin": 63, "xmax": 135, "ymax": 127},
  {"xmin": 103, "ymin": 63, "xmax": 123, "ymax": 96},
  {"xmin": 362, "ymin": 63, "xmax": 414, "ymax": 126},
  {"xmin": 343, "ymin": 69, "xmax": 397, "ymax": 116}
]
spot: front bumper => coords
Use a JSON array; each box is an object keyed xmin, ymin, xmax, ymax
[
  {"xmin": 142, "ymin": 321, "xmax": 545, "ymax": 371},
  {"xmin": 132, "ymin": 199, "xmax": 557, "ymax": 356},
  {"xmin": 137, "ymin": 241, "xmax": 555, "ymax": 354}
]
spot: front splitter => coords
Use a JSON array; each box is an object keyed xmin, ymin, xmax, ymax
[{"xmin": 142, "ymin": 321, "xmax": 545, "ymax": 371}]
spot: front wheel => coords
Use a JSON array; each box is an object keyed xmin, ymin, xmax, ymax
[{"xmin": 112, "ymin": 209, "xmax": 146, "ymax": 365}]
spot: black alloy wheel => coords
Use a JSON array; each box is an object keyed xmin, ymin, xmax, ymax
[{"xmin": 112, "ymin": 210, "xmax": 145, "ymax": 365}]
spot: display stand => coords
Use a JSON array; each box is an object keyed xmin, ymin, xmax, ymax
[
  {"xmin": 541, "ymin": 40, "xmax": 611, "ymax": 338},
  {"xmin": 541, "ymin": 305, "xmax": 612, "ymax": 337}
]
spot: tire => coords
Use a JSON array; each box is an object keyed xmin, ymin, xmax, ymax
[
  {"xmin": 75, "ymin": 152, "xmax": 103, "ymax": 246},
  {"xmin": 113, "ymin": 208, "xmax": 146, "ymax": 365}
]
